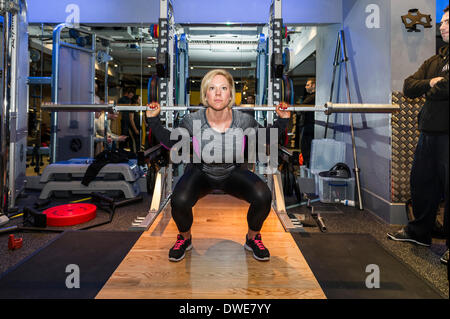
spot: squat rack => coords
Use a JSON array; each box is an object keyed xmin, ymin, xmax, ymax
[{"xmin": 44, "ymin": 101, "xmax": 400, "ymax": 232}]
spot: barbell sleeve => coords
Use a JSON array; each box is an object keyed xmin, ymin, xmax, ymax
[
  {"xmin": 41, "ymin": 103, "xmax": 114, "ymax": 112},
  {"xmin": 324, "ymin": 102, "xmax": 400, "ymax": 115}
]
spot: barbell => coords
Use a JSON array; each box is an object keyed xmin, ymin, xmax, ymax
[{"xmin": 41, "ymin": 102, "xmax": 400, "ymax": 115}]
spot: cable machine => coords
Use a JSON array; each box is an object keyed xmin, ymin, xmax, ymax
[
  {"xmin": 50, "ymin": 23, "xmax": 96, "ymax": 163},
  {"xmin": 1, "ymin": 0, "xmax": 29, "ymax": 219}
]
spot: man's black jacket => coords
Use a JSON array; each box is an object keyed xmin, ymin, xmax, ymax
[{"xmin": 403, "ymin": 45, "xmax": 449, "ymax": 133}]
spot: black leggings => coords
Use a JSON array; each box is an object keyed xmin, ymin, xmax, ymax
[{"xmin": 171, "ymin": 165, "xmax": 272, "ymax": 233}]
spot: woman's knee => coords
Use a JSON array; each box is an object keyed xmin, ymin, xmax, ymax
[
  {"xmin": 171, "ymin": 190, "xmax": 193, "ymax": 210},
  {"xmin": 252, "ymin": 183, "xmax": 272, "ymax": 207}
]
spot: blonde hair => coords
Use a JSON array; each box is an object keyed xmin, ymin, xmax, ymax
[{"xmin": 200, "ymin": 69, "xmax": 236, "ymax": 108}]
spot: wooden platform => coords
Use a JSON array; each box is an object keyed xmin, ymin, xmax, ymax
[{"xmin": 96, "ymin": 195, "xmax": 326, "ymax": 299}]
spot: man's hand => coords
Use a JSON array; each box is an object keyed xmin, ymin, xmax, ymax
[
  {"xmin": 146, "ymin": 102, "xmax": 161, "ymax": 118},
  {"xmin": 430, "ymin": 77, "xmax": 445, "ymax": 88},
  {"xmin": 275, "ymin": 102, "xmax": 291, "ymax": 119},
  {"xmin": 107, "ymin": 113, "xmax": 119, "ymax": 120}
]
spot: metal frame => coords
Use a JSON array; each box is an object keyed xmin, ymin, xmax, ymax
[
  {"xmin": 271, "ymin": 171, "xmax": 300, "ymax": 232},
  {"xmin": 1, "ymin": 1, "xmax": 14, "ymax": 215},
  {"xmin": 128, "ymin": 0, "xmax": 177, "ymax": 231},
  {"xmin": 256, "ymin": 33, "xmax": 267, "ymax": 125},
  {"xmin": 50, "ymin": 23, "xmax": 96, "ymax": 163},
  {"xmin": 158, "ymin": 0, "xmax": 175, "ymax": 127},
  {"xmin": 267, "ymin": 0, "xmax": 283, "ymax": 126},
  {"xmin": 326, "ymin": 30, "xmax": 365, "ymax": 210},
  {"xmin": 1, "ymin": 0, "xmax": 28, "ymax": 212},
  {"xmin": 129, "ymin": 166, "xmax": 172, "ymax": 231},
  {"xmin": 177, "ymin": 33, "xmax": 189, "ymax": 108}
]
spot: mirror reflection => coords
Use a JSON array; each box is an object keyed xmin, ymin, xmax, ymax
[{"xmin": 25, "ymin": 23, "xmax": 316, "ymax": 177}]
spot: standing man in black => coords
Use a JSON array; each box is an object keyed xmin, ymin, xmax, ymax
[
  {"xmin": 118, "ymin": 89, "xmax": 135, "ymax": 150},
  {"xmin": 388, "ymin": 6, "xmax": 449, "ymax": 269},
  {"xmin": 298, "ymin": 78, "xmax": 316, "ymax": 167},
  {"xmin": 128, "ymin": 94, "xmax": 142, "ymax": 153}
]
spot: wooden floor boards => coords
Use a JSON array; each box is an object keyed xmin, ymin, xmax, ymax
[{"xmin": 96, "ymin": 195, "xmax": 326, "ymax": 299}]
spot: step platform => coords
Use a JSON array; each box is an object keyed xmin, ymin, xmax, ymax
[
  {"xmin": 39, "ymin": 180, "xmax": 141, "ymax": 199},
  {"xmin": 40, "ymin": 158, "xmax": 142, "ymax": 183},
  {"xmin": 39, "ymin": 158, "xmax": 144, "ymax": 199}
]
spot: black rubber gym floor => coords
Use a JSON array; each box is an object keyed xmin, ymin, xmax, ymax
[
  {"xmin": 286, "ymin": 200, "xmax": 449, "ymax": 298},
  {"xmin": 0, "ymin": 230, "xmax": 141, "ymax": 299},
  {"xmin": 291, "ymin": 232, "xmax": 445, "ymax": 298}
]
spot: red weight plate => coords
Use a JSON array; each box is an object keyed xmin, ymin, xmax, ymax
[{"xmin": 43, "ymin": 203, "xmax": 97, "ymax": 227}]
